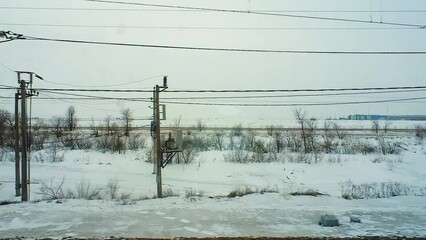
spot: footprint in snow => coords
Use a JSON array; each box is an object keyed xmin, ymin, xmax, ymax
[
  {"xmin": 164, "ymin": 216, "xmax": 177, "ymax": 220},
  {"xmin": 155, "ymin": 211, "xmax": 166, "ymax": 215}
]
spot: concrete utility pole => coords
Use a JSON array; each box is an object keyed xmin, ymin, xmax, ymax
[
  {"xmin": 19, "ymin": 78, "xmax": 29, "ymax": 201},
  {"xmin": 15, "ymin": 71, "xmax": 40, "ymax": 202},
  {"xmin": 14, "ymin": 93, "xmax": 20, "ymax": 197},
  {"xmin": 153, "ymin": 76, "xmax": 167, "ymax": 198},
  {"xmin": 155, "ymin": 85, "xmax": 162, "ymax": 198},
  {"xmin": 152, "ymin": 90, "xmax": 157, "ymax": 175}
]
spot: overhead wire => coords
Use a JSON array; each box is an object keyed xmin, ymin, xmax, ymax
[
  {"xmin": 86, "ymin": 0, "xmax": 426, "ymax": 28},
  {"xmin": 16, "ymin": 85, "xmax": 426, "ymax": 93},
  {"xmin": 2, "ymin": 6, "xmax": 426, "ymax": 13},
  {"xmin": 12, "ymin": 34, "xmax": 426, "ymax": 54},
  {"xmin": 0, "ymin": 23, "xmax": 420, "ymax": 31},
  {"xmin": 0, "ymin": 60, "xmax": 15, "ymax": 72},
  {"xmin": 38, "ymin": 75, "xmax": 163, "ymax": 88},
  {"xmin": 161, "ymin": 96, "xmax": 426, "ymax": 107}
]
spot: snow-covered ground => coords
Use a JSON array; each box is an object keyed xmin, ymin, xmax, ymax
[{"xmin": 0, "ymin": 135, "xmax": 425, "ymax": 238}]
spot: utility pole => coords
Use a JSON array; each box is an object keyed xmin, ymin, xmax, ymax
[
  {"xmin": 14, "ymin": 93, "xmax": 20, "ymax": 197},
  {"xmin": 155, "ymin": 84, "xmax": 162, "ymax": 198},
  {"xmin": 19, "ymin": 78, "xmax": 29, "ymax": 201},
  {"xmin": 152, "ymin": 90, "xmax": 157, "ymax": 175},
  {"xmin": 15, "ymin": 71, "xmax": 40, "ymax": 202},
  {"xmin": 152, "ymin": 76, "xmax": 168, "ymax": 198}
]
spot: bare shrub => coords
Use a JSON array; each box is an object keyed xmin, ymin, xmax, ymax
[
  {"xmin": 258, "ymin": 186, "xmax": 278, "ymax": 194},
  {"xmin": 211, "ymin": 130, "xmax": 226, "ymax": 151},
  {"xmin": 106, "ymin": 178, "xmax": 120, "ymax": 199},
  {"xmin": 321, "ymin": 120, "xmax": 336, "ymax": 154},
  {"xmin": 112, "ymin": 134, "xmax": 126, "ymax": 154},
  {"xmin": 228, "ymin": 186, "xmax": 255, "ymax": 198},
  {"xmin": 75, "ymin": 179, "xmax": 101, "ymax": 200},
  {"xmin": 95, "ymin": 135, "xmax": 113, "ymax": 152},
  {"xmin": 224, "ymin": 150, "xmax": 249, "ymax": 163},
  {"xmin": 0, "ymin": 109, "xmax": 13, "ymax": 148},
  {"xmin": 0, "ymin": 148, "xmax": 14, "ymax": 162},
  {"xmin": 76, "ymin": 138, "xmax": 93, "ymax": 150},
  {"xmin": 265, "ymin": 124, "xmax": 276, "ymax": 136},
  {"xmin": 377, "ymin": 135, "xmax": 402, "ymax": 155},
  {"xmin": 89, "ymin": 118, "xmax": 101, "ymax": 137},
  {"xmin": 162, "ymin": 188, "xmax": 179, "ymax": 198},
  {"xmin": 191, "ymin": 134, "xmax": 211, "ymax": 151},
  {"xmin": 283, "ymin": 131, "xmax": 302, "ymax": 153},
  {"xmin": 127, "ymin": 134, "xmax": 146, "ymax": 150},
  {"xmin": 340, "ymin": 180, "xmax": 426, "ymax": 199},
  {"xmin": 195, "ymin": 119, "xmax": 206, "ymax": 132},
  {"xmin": 50, "ymin": 116, "xmax": 65, "ymax": 138},
  {"xmin": 326, "ymin": 155, "xmax": 342, "ymax": 164},
  {"xmin": 332, "ymin": 122, "xmax": 347, "ymax": 140},
  {"xmin": 245, "ymin": 129, "xmax": 257, "ymax": 151},
  {"xmin": 185, "ymin": 188, "xmax": 204, "ymax": 198},
  {"xmin": 180, "ymin": 135, "xmax": 198, "ymax": 164},
  {"xmin": 290, "ymin": 189, "xmax": 324, "ymax": 197},
  {"xmin": 294, "ymin": 109, "xmax": 318, "ymax": 154},
  {"xmin": 231, "ymin": 123, "xmax": 243, "ymax": 137},
  {"xmin": 273, "ymin": 131, "xmax": 284, "ymax": 153},
  {"xmin": 415, "ymin": 125, "xmax": 425, "ymax": 144},
  {"xmin": 285, "ymin": 153, "xmax": 312, "ymax": 164},
  {"xmin": 47, "ymin": 143, "xmax": 65, "ymax": 162},
  {"xmin": 30, "ymin": 119, "xmax": 49, "ymax": 151},
  {"xmin": 60, "ymin": 132, "xmax": 81, "ymax": 150},
  {"xmin": 353, "ymin": 139, "xmax": 376, "ymax": 155},
  {"xmin": 38, "ymin": 177, "xmax": 66, "ymax": 200}
]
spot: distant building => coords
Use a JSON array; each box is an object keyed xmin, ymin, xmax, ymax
[{"xmin": 347, "ymin": 114, "xmax": 426, "ymax": 121}]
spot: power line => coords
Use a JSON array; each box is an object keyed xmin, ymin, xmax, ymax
[
  {"xmin": 1, "ymin": 23, "xmax": 420, "ymax": 31},
  {"xmin": 11, "ymin": 34, "xmax": 426, "ymax": 54},
  {"xmin": 2, "ymin": 88, "xmax": 424, "ymax": 101},
  {"xmin": 87, "ymin": 0, "xmax": 426, "ymax": 28},
  {"xmin": 38, "ymin": 75, "xmax": 163, "ymax": 88},
  {"xmin": 2, "ymin": 6, "xmax": 426, "ymax": 13},
  {"xmin": 162, "ymin": 96, "xmax": 426, "ymax": 107},
  {"xmin": 43, "ymin": 90, "xmax": 152, "ymax": 102},
  {"xmin": 23, "ymin": 85, "xmax": 426, "ymax": 93},
  {"xmin": 0, "ymin": 60, "xmax": 15, "ymax": 72},
  {"xmin": 161, "ymin": 89, "xmax": 426, "ymax": 100}
]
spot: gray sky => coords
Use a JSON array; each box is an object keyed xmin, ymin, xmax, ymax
[{"xmin": 1, "ymin": 0, "xmax": 426, "ymax": 127}]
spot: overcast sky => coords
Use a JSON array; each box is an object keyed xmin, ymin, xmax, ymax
[{"xmin": 1, "ymin": 0, "xmax": 426, "ymax": 127}]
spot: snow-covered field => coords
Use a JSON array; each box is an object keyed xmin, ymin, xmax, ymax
[{"xmin": 0, "ymin": 134, "xmax": 426, "ymax": 238}]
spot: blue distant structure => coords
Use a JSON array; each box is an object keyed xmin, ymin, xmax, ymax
[{"xmin": 348, "ymin": 114, "xmax": 426, "ymax": 121}]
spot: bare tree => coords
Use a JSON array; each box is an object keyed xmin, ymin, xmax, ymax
[
  {"xmin": 294, "ymin": 108, "xmax": 308, "ymax": 153},
  {"xmin": 0, "ymin": 109, "xmax": 13, "ymax": 147},
  {"xmin": 384, "ymin": 119, "xmax": 393, "ymax": 133},
  {"xmin": 121, "ymin": 108, "xmax": 132, "ymax": 137},
  {"xmin": 50, "ymin": 116, "xmax": 65, "ymax": 138},
  {"xmin": 265, "ymin": 124, "xmax": 276, "ymax": 136},
  {"xmin": 104, "ymin": 115, "xmax": 112, "ymax": 136},
  {"xmin": 371, "ymin": 120, "xmax": 380, "ymax": 134},
  {"xmin": 321, "ymin": 120, "xmax": 335, "ymax": 153},
  {"xmin": 195, "ymin": 119, "xmax": 206, "ymax": 132},
  {"xmin": 332, "ymin": 122, "xmax": 347, "ymax": 140},
  {"xmin": 212, "ymin": 130, "xmax": 226, "ymax": 151},
  {"xmin": 89, "ymin": 118, "xmax": 100, "ymax": 137},
  {"xmin": 31, "ymin": 119, "xmax": 49, "ymax": 150},
  {"xmin": 65, "ymin": 106, "xmax": 77, "ymax": 131}
]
